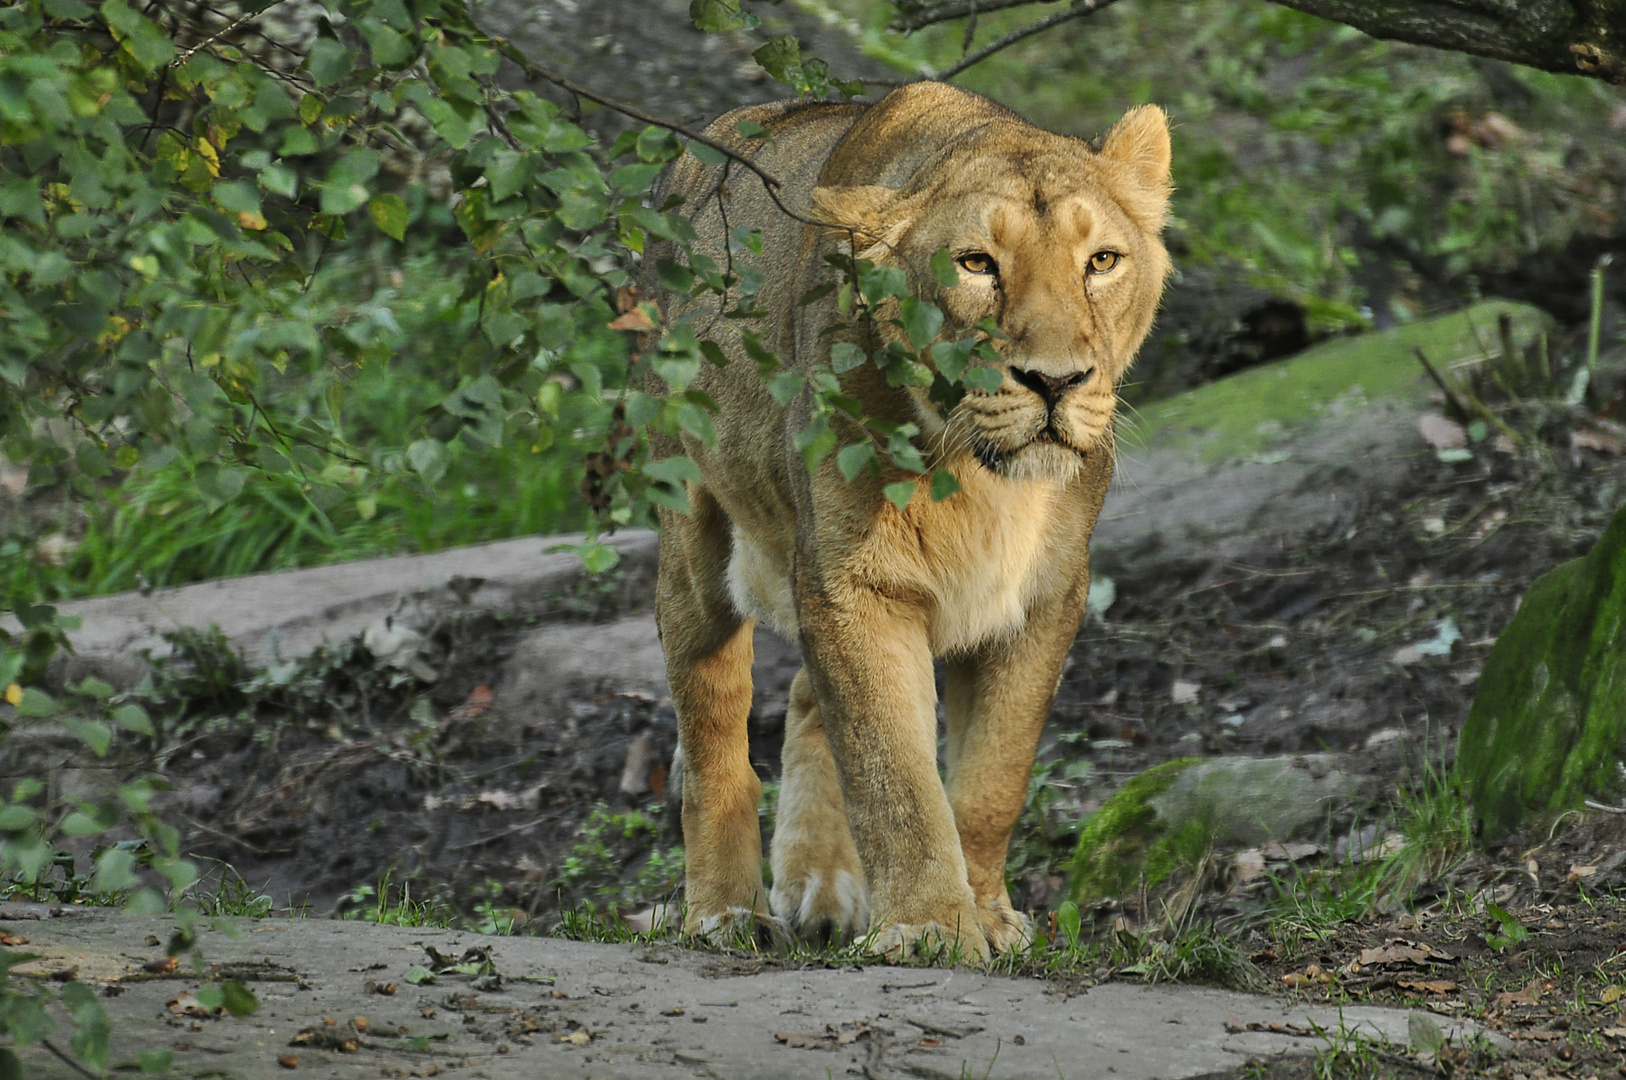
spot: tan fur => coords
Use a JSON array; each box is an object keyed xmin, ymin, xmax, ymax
[{"xmin": 645, "ymin": 83, "xmax": 1172, "ymax": 960}]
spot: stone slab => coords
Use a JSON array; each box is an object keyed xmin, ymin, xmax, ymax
[{"xmin": 3, "ymin": 903, "xmax": 1501, "ymax": 1080}]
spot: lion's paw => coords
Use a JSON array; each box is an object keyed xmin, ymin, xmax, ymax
[
  {"xmin": 862, "ymin": 915, "xmax": 990, "ymax": 965},
  {"xmin": 770, "ymin": 868, "xmax": 869, "ymax": 942},
  {"xmin": 977, "ymin": 899, "xmax": 1034, "ymax": 954},
  {"xmin": 683, "ymin": 906, "xmax": 786, "ymax": 949}
]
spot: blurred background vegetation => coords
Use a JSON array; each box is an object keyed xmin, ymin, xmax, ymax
[{"xmin": 2, "ymin": 0, "xmax": 1622, "ymax": 605}]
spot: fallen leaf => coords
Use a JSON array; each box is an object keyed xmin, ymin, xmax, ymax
[
  {"xmin": 774, "ymin": 1023, "xmax": 870, "ymax": 1049},
  {"xmin": 1260, "ymin": 841, "xmax": 1321, "ymax": 862},
  {"xmin": 1566, "ymin": 863, "xmax": 1597, "ymax": 885},
  {"xmin": 0, "ymin": 933, "xmax": 28, "ymax": 946},
  {"xmin": 1572, "ymin": 426, "xmax": 1624, "ymax": 455},
  {"xmin": 1170, "ymin": 680, "xmax": 1200, "ymax": 706},
  {"xmin": 167, "ymin": 993, "xmax": 223, "ymax": 1018},
  {"xmin": 1509, "ymin": 1028, "xmax": 1562, "ymax": 1041},
  {"xmin": 1494, "ymin": 983, "xmax": 1541, "ymax": 1007},
  {"xmin": 1598, "ymin": 984, "xmax": 1623, "ymax": 1005},
  {"xmin": 1601, "ymin": 1026, "xmax": 1626, "ymax": 1040},
  {"xmin": 554, "ymin": 1030, "xmax": 590, "ymax": 1046},
  {"xmin": 143, "ymin": 935, "xmax": 161, "ymax": 947},
  {"xmin": 143, "ymin": 956, "xmax": 178, "ymax": 974},
  {"xmin": 1398, "ymin": 979, "xmax": 1459, "ymax": 994},
  {"xmin": 291, "ymin": 1027, "xmax": 359, "ymax": 1052},
  {"xmin": 352, "ymin": 1017, "xmax": 370, "ymax": 1033},
  {"xmin": 364, "ymin": 980, "xmax": 397, "ymax": 995},
  {"xmin": 1358, "ymin": 940, "xmax": 1447, "ymax": 967},
  {"xmin": 277, "ymin": 1055, "xmax": 299, "ymax": 1069},
  {"xmin": 660, "ymin": 1007, "xmax": 684, "ymax": 1017}
]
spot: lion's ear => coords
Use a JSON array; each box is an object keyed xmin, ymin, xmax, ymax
[
  {"xmin": 1098, "ymin": 104, "xmax": 1172, "ymax": 227},
  {"xmin": 1099, "ymin": 105, "xmax": 1171, "ymax": 184},
  {"xmin": 811, "ymin": 184, "xmax": 913, "ymax": 258}
]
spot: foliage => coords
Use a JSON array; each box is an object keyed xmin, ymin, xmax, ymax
[
  {"xmin": 553, "ymin": 801, "xmax": 685, "ymax": 914},
  {"xmin": 815, "ymin": 0, "xmax": 1624, "ymax": 330}
]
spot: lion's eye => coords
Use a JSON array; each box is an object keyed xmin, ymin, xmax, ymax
[
  {"xmin": 1087, "ymin": 251, "xmax": 1121, "ymax": 275},
  {"xmin": 957, "ymin": 252, "xmax": 998, "ymax": 276}
]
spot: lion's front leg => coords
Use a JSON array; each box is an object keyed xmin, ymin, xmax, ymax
[
  {"xmin": 769, "ymin": 667, "xmax": 869, "ymax": 941},
  {"xmin": 943, "ymin": 599, "xmax": 1084, "ymax": 954},
  {"xmin": 798, "ymin": 589, "xmax": 988, "ymax": 962}
]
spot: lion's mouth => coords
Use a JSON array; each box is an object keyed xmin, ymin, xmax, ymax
[{"xmin": 971, "ymin": 426, "xmax": 1084, "ymax": 474}]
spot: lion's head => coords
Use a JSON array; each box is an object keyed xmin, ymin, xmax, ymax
[{"xmin": 812, "ymin": 83, "xmax": 1173, "ymax": 481}]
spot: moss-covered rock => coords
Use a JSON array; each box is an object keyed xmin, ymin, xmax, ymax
[
  {"xmin": 1067, "ymin": 755, "xmax": 1364, "ymax": 904},
  {"xmin": 1459, "ymin": 503, "xmax": 1626, "ymax": 843}
]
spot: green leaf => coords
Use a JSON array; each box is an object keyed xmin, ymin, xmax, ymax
[
  {"xmin": 1056, "ymin": 900, "xmax": 1082, "ymax": 950},
  {"xmin": 358, "ymin": 16, "xmax": 415, "ymax": 67},
  {"xmin": 61, "ymin": 805, "xmax": 116, "ymax": 837},
  {"xmin": 962, "ymin": 366, "xmax": 1005, "ymax": 394},
  {"xmin": 63, "ymin": 982, "xmax": 111, "ymax": 1071},
  {"xmin": 931, "ymin": 248, "xmax": 959, "ymax": 288},
  {"xmin": 321, "ymin": 149, "xmax": 382, "ymax": 215},
  {"xmin": 406, "ymin": 439, "xmax": 448, "ymax": 482},
  {"xmin": 930, "ymin": 469, "xmax": 960, "ymax": 501},
  {"xmin": 101, "ymin": 0, "xmax": 175, "ymax": 71},
  {"xmin": 830, "ymin": 342, "xmax": 867, "ymax": 373},
  {"xmin": 677, "ymin": 402, "xmax": 716, "ymax": 446},
  {"xmin": 62, "ymin": 719, "xmax": 113, "ymax": 757},
  {"xmin": 403, "ymin": 964, "xmax": 437, "ymax": 985},
  {"xmin": 690, "ymin": 0, "xmax": 752, "ymax": 31},
  {"xmin": 899, "ymin": 297, "xmax": 944, "ymax": 349},
  {"xmin": 752, "ymin": 36, "xmax": 802, "ymax": 86},
  {"xmin": 0, "ymin": 1049, "xmax": 22, "ymax": 1080},
  {"xmin": 221, "ymin": 981, "xmax": 259, "ymax": 1016},
  {"xmin": 93, "ymin": 846, "xmax": 140, "ymax": 893},
  {"xmin": 0, "ymin": 805, "xmax": 37, "ymax": 831},
  {"xmin": 836, "ymin": 441, "xmax": 876, "ymax": 482},
  {"xmin": 930, "ymin": 339, "xmax": 972, "ymax": 383},
  {"xmin": 642, "ymin": 456, "xmax": 702, "ymax": 486},
  {"xmin": 112, "ymin": 703, "xmax": 154, "ymax": 736},
  {"xmin": 138, "ymin": 1050, "xmax": 173, "ymax": 1075},
  {"xmin": 768, "ymin": 370, "xmax": 804, "ymax": 405},
  {"xmin": 71, "ymin": 676, "xmax": 115, "ymax": 700},
  {"xmin": 579, "ymin": 543, "xmax": 621, "ymax": 574},
  {"xmin": 306, "ymin": 38, "xmax": 355, "ymax": 87},
  {"xmin": 14, "ymin": 688, "xmax": 56, "ymax": 717},
  {"xmin": 195, "ymin": 984, "xmax": 225, "ymax": 1011},
  {"xmin": 686, "ymin": 141, "xmax": 729, "ymax": 166},
  {"xmin": 883, "ymin": 480, "xmax": 917, "ymax": 513},
  {"xmin": 368, "ymin": 193, "xmax": 409, "ymax": 240}
]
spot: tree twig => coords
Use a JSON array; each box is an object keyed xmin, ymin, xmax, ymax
[
  {"xmin": 492, "ymin": 43, "xmax": 869, "ymax": 240},
  {"xmin": 491, "ymin": 43, "xmax": 785, "ymax": 192},
  {"xmin": 892, "ymin": 0, "xmax": 1060, "ymax": 34},
  {"xmin": 1412, "ymin": 346, "xmax": 1470, "ymax": 420},
  {"xmin": 938, "ymin": 0, "xmax": 1123, "ymax": 80},
  {"xmin": 40, "ymin": 1040, "xmax": 98, "ymax": 1080}
]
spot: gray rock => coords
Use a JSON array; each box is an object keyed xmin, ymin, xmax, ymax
[{"xmin": 1150, "ymin": 754, "xmax": 1369, "ymax": 848}]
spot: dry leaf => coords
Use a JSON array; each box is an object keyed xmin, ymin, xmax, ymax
[
  {"xmin": 167, "ymin": 993, "xmax": 223, "ymax": 1018},
  {"xmin": 0, "ymin": 933, "xmax": 28, "ymax": 946},
  {"xmin": 1600, "ymin": 1026, "xmax": 1626, "ymax": 1040},
  {"xmin": 291, "ymin": 1027, "xmax": 358, "ymax": 1052},
  {"xmin": 143, "ymin": 956, "xmax": 178, "ymax": 974},
  {"xmin": 1357, "ymin": 941, "xmax": 1443, "ymax": 966},
  {"xmin": 1398, "ymin": 979, "xmax": 1458, "ymax": 994},
  {"xmin": 277, "ymin": 1055, "xmax": 299, "ymax": 1069},
  {"xmin": 1260, "ymin": 842, "xmax": 1321, "ymax": 862},
  {"xmin": 554, "ymin": 1031, "xmax": 591, "ymax": 1046},
  {"xmin": 1494, "ymin": 983, "xmax": 1541, "ymax": 1007},
  {"xmin": 1572, "ymin": 427, "xmax": 1624, "ymax": 455},
  {"xmin": 775, "ymin": 1023, "xmax": 870, "ymax": 1049},
  {"xmin": 1509, "ymin": 1028, "xmax": 1562, "ymax": 1041},
  {"xmin": 1597, "ymin": 984, "xmax": 1623, "ymax": 1005},
  {"xmin": 352, "ymin": 1017, "xmax": 370, "ymax": 1033},
  {"xmin": 1566, "ymin": 863, "xmax": 1597, "ymax": 885}
]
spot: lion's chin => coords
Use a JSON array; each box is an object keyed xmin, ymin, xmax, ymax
[{"xmin": 973, "ymin": 437, "xmax": 1085, "ymax": 484}]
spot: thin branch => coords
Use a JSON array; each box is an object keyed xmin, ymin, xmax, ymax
[
  {"xmin": 491, "ymin": 43, "xmax": 785, "ymax": 192},
  {"xmin": 39, "ymin": 1040, "xmax": 99, "ymax": 1080},
  {"xmin": 491, "ymin": 41, "xmax": 867, "ymax": 239},
  {"xmin": 172, "ymin": 0, "xmax": 296, "ymax": 65},
  {"xmin": 893, "ymin": 0, "xmax": 1061, "ymax": 34},
  {"xmin": 938, "ymin": 0, "xmax": 1124, "ymax": 80}
]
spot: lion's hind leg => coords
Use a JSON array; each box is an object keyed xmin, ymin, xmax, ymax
[
  {"xmin": 656, "ymin": 490, "xmax": 767, "ymax": 938},
  {"xmin": 769, "ymin": 667, "xmax": 870, "ymax": 942}
]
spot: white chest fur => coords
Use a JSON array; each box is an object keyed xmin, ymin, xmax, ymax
[{"xmin": 727, "ymin": 470, "xmax": 1065, "ymax": 657}]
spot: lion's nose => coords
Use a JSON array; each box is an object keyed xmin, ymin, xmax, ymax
[{"xmin": 1009, "ymin": 366, "xmax": 1093, "ymax": 409}]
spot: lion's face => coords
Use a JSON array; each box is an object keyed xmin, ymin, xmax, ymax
[{"xmin": 814, "ymin": 105, "xmax": 1173, "ymax": 481}]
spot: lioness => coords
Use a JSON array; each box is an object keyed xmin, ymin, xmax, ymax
[{"xmin": 646, "ymin": 81, "xmax": 1171, "ymax": 959}]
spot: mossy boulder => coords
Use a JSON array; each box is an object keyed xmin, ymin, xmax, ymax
[
  {"xmin": 1459, "ymin": 502, "xmax": 1626, "ymax": 843},
  {"xmin": 1068, "ymin": 755, "xmax": 1363, "ymax": 903}
]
